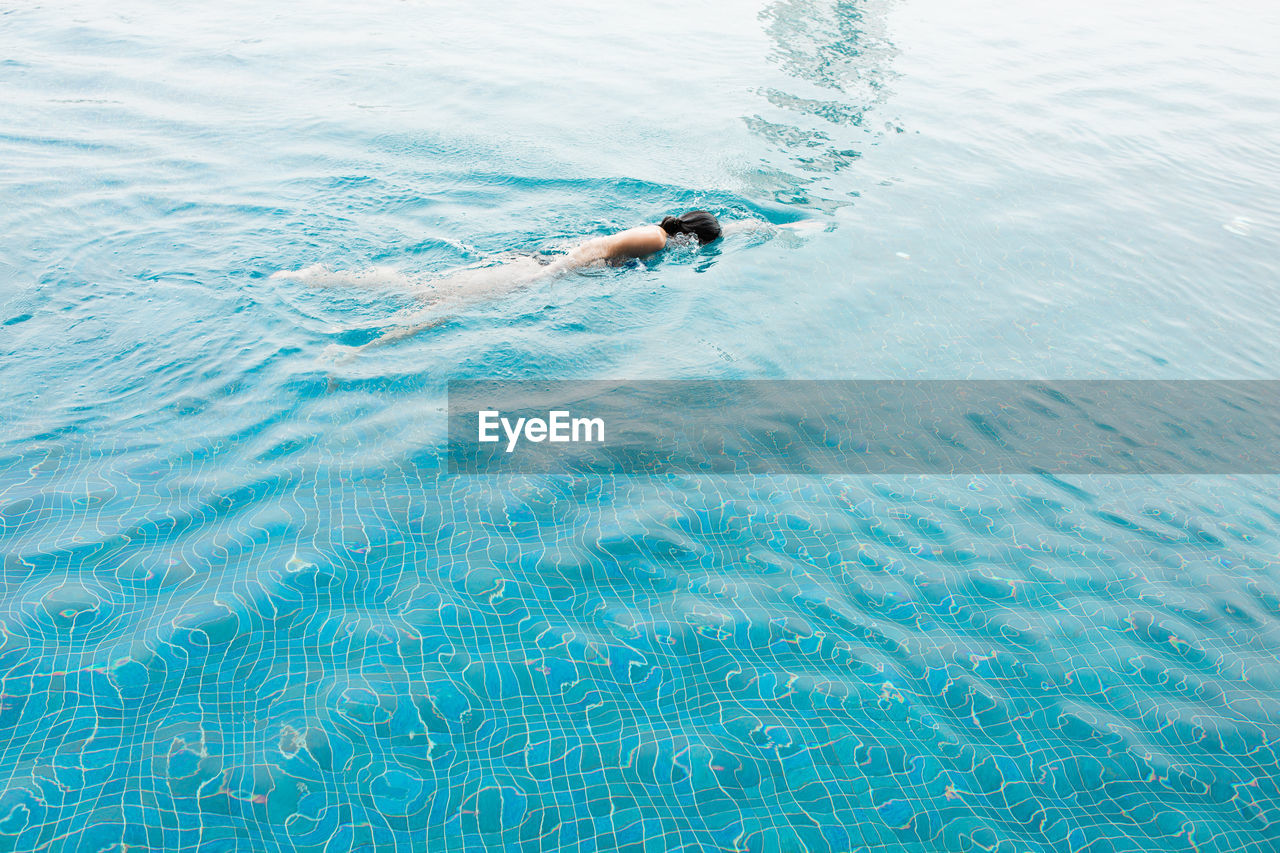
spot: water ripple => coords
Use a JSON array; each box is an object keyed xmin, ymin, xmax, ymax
[{"xmin": 4, "ymin": 0, "xmax": 1280, "ymax": 850}]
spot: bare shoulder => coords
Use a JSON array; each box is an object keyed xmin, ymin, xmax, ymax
[
  {"xmin": 561, "ymin": 224, "xmax": 668, "ymax": 269},
  {"xmin": 606, "ymin": 224, "xmax": 667, "ymax": 259}
]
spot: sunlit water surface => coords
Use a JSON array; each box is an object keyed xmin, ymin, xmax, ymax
[{"xmin": 3, "ymin": 0, "xmax": 1280, "ymax": 850}]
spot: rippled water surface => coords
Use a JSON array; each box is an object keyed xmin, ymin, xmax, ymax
[{"xmin": 4, "ymin": 0, "xmax": 1280, "ymax": 850}]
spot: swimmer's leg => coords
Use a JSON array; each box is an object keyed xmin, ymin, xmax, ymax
[
  {"xmin": 318, "ymin": 254, "xmax": 560, "ymax": 361},
  {"xmin": 323, "ymin": 307, "xmax": 451, "ymax": 361},
  {"xmin": 363, "ymin": 312, "xmax": 450, "ymax": 348},
  {"xmin": 271, "ymin": 263, "xmax": 419, "ymax": 290}
]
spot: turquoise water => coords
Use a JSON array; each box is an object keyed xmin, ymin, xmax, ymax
[{"xmin": 3, "ymin": 0, "xmax": 1280, "ymax": 850}]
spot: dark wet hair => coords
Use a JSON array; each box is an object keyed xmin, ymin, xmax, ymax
[{"xmin": 659, "ymin": 210, "xmax": 722, "ymax": 245}]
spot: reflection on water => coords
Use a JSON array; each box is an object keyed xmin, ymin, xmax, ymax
[{"xmin": 746, "ymin": 0, "xmax": 899, "ymax": 208}]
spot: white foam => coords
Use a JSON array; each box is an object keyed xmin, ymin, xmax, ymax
[{"xmin": 1223, "ymin": 216, "xmax": 1254, "ymax": 237}]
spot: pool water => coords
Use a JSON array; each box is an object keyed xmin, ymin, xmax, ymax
[{"xmin": 3, "ymin": 0, "xmax": 1280, "ymax": 850}]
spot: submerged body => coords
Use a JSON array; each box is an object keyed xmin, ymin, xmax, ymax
[{"xmin": 276, "ymin": 210, "xmax": 815, "ymax": 356}]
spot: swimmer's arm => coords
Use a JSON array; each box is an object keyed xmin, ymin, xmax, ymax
[
  {"xmin": 776, "ymin": 219, "xmax": 825, "ymax": 232},
  {"xmin": 717, "ymin": 220, "xmax": 759, "ymax": 236},
  {"xmin": 719, "ymin": 218, "xmax": 823, "ymax": 236}
]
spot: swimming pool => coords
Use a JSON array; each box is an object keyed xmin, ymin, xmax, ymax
[{"xmin": 3, "ymin": 0, "xmax": 1280, "ymax": 850}]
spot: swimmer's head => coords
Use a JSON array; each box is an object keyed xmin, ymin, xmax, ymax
[{"xmin": 660, "ymin": 210, "xmax": 722, "ymax": 245}]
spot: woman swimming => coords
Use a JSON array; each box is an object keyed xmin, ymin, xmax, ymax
[
  {"xmin": 279, "ymin": 210, "xmax": 722, "ymax": 295},
  {"xmin": 536, "ymin": 210, "xmax": 723, "ymax": 275},
  {"xmin": 283, "ymin": 210, "xmax": 809, "ymax": 357}
]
